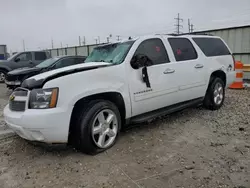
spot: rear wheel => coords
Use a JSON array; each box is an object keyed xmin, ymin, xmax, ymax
[
  {"xmin": 74, "ymin": 100, "xmax": 121, "ymax": 154},
  {"xmin": 0, "ymin": 70, "xmax": 7, "ymax": 83},
  {"xmin": 203, "ymin": 77, "xmax": 225, "ymax": 110}
]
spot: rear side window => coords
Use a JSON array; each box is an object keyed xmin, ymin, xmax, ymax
[
  {"xmin": 35, "ymin": 52, "xmax": 47, "ymax": 60},
  {"xmin": 134, "ymin": 38, "xmax": 170, "ymax": 65},
  {"xmin": 75, "ymin": 57, "xmax": 86, "ymax": 64},
  {"xmin": 168, "ymin": 38, "xmax": 198, "ymax": 61},
  {"xmin": 193, "ymin": 38, "xmax": 231, "ymax": 57},
  {"xmin": 54, "ymin": 58, "xmax": 76, "ymax": 69}
]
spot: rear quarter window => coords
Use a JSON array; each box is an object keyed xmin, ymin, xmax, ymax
[
  {"xmin": 168, "ymin": 38, "xmax": 198, "ymax": 62},
  {"xmin": 192, "ymin": 38, "xmax": 231, "ymax": 57}
]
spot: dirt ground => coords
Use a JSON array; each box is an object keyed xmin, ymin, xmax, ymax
[{"xmin": 0, "ymin": 84, "xmax": 249, "ymax": 188}]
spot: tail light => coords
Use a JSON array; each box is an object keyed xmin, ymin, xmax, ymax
[{"xmin": 232, "ymin": 55, "xmax": 236, "ymax": 71}]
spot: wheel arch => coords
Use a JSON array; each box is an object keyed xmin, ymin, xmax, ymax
[
  {"xmin": 210, "ymin": 70, "xmax": 226, "ymax": 86},
  {"xmin": 68, "ymin": 92, "xmax": 127, "ymax": 143}
]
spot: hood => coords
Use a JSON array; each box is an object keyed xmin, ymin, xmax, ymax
[
  {"xmin": 22, "ymin": 62, "xmax": 111, "ymax": 89},
  {"xmin": 29, "ymin": 62, "xmax": 111, "ymax": 81},
  {"xmin": 8, "ymin": 67, "xmax": 42, "ymax": 75},
  {"xmin": 0, "ymin": 60, "xmax": 9, "ymax": 64}
]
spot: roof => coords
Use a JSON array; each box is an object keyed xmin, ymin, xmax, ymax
[{"xmin": 193, "ymin": 24, "xmax": 250, "ymax": 33}]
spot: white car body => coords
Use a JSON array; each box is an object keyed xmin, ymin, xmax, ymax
[{"xmin": 4, "ymin": 34, "xmax": 236, "ymax": 143}]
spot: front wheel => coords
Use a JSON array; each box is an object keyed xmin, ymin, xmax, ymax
[
  {"xmin": 75, "ymin": 100, "xmax": 121, "ymax": 154},
  {"xmin": 203, "ymin": 77, "xmax": 225, "ymax": 110}
]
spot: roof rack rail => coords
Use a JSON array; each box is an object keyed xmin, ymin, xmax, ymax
[{"xmin": 167, "ymin": 33, "xmax": 214, "ymax": 36}]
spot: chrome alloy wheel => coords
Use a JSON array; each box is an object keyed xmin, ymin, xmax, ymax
[
  {"xmin": 213, "ymin": 82, "xmax": 224, "ymax": 105},
  {"xmin": 92, "ymin": 109, "xmax": 118, "ymax": 149}
]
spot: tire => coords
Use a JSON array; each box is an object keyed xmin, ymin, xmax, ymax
[
  {"xmin": 74, "ymin": 100, "xmax": 121, "ymax": 154},
  {"xmin": 0, "ymin": 69, "xmax": 7, "ymax": 83},
  {"xmin": 203, "ymin": 77, "xmax": 225, "ymax": 110}
]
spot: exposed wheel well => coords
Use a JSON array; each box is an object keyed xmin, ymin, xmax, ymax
[
  {"xmin": 0, "ymin": 68, "xmax": 8, "ymax": 73},
  {"xmin": 210, "ymin": 70, "xmax": 226, "ymax": 86},
  {"xmin": 68, "ymin": 92, "xmax": 126, "ymax": 144}
]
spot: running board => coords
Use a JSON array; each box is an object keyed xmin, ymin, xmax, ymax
[{"xmin": 129, "ymin": 97, "xmax": 204, "ymax": 124}]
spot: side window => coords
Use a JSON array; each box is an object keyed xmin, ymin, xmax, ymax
[
  {"xmin": 134, "ymin": 38, "xmax": 170, "ymax": 65},
  {"xmin": 75, "ymin": 57, "xmax": 85, "ymax": 64},
  {"xmin": 168, "ymin": 38, "xmax": 198, "ymax": 61},
  {"xmin": 54, "ymin": 58, "xmax": 76, "ymax": 69},
  {"xmin": 192, "ymin": 38, "xmax": 231, "ymax": 57},
  {"xmin": 35, "ymin": 52, "xmax": 47, "ymax": 60},
  {"xmin": 16, "ymin": 52, "xmax": 32, "ymax": 61}
]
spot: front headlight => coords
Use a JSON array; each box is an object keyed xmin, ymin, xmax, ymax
[{"xmin": 29, "ymin": 88, "xmax": 58, "ymax": 109}]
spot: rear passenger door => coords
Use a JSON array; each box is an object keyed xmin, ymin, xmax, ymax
[{"xmin": 167, "ymin": 38, "xmax": 207, "ymax": 101}]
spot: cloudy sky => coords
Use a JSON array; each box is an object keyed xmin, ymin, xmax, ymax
[{"xmin": 0, "ymin": 0, "xmax": 250, "ymax": 52}]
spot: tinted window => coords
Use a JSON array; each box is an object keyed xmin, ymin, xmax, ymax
[
  {"xmin": 54, "ymin": 58, "xmax": 76, "ymax": 69},
  {"xmin": 16, "ymin": 52, "xmax": 32, "ymax": 61},
  {"xmin": 134, "ymin": 38, "xmax": 170, "ymax": 65},
  {"xmin": 35, "ymin": 52, "xmax": 47, "ymax": 60},
  {"xmin": 75, "ymin": 57, "xmax": 86, "ymax": 64},
  {"xmin": 193, "ymin": 38, "xmax": 231, "ymax": 57},
  {"xmin": 168, "ymin": 38, "xmax": 198, "ymax": 61}
]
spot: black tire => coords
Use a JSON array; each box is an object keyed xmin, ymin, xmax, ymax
[
  {"xmin": 0, "ymin": 69, "xmax": 7, "ymax": 83},
  {"xmin": 203, "ymin": 77, "xmax": 225, "ymax": 110},
  {"xmin": 74, "ymin": 100, "xmax": 121, "ymax": 155}
]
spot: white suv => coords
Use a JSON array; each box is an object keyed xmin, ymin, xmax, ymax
[{"xmin": 4, "ymin": 34, "xmax": 236, "ymax": 154}]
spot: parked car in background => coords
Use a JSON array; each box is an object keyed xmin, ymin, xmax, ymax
[
  {"xmin": 5, "ymin": 55, "xmax": 86, "ymax": 89},
  {"xmin": 4, "ymin": 34, "xmax": 235, "ymax": 154},
  {"xmin": 0, "ymin": 51, "xmax": 50, "ymax": 83}
]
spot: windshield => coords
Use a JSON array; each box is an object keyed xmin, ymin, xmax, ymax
[
  {"xmin": 85, "ymin": 41, "xmax": 134, "ymax": 64},
  {"xmin": 7, "ymin": 53, "xmax": 19, "ymax": 61},
  {"xmin": 36, "ymin": 57, "xmax": 59, "ymax": 68}
]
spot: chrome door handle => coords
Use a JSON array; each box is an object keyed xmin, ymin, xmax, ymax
[
  {"xmin": 163, "ymin": 68, "xmax": 175, "ymax": 74},
  {"xmin": 195, "ymin": 64, "xmax": 204, "ymax": 69}
]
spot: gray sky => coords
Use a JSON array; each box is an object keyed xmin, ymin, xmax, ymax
[{"xmin": 0, "ymin": 0, "xmax": 250, "ymax": 52}]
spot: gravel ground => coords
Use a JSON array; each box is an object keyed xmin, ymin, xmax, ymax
[{"xmin": 0, "ymin": 85, "xmax": 249, "ymax": 188}]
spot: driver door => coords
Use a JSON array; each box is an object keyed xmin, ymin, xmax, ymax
[
  {"xmin": 11, "ymin": 52, "xmax": 33, "ymax": 69},
  {"xmin": 127, "ymin": 38, "xmax": 180, "ymax": 116}
]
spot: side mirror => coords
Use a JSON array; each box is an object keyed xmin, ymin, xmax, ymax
[
  {"xmin": 29, "ymin": 60, "xmax": 33, "ymax": 64},
  {"xmin": 15, "ymin": 58, "xmax": 20, "ymax": 62},
  {"xmin": 130, "ymin": 54, "xmax": 152, "ymax": 69}
]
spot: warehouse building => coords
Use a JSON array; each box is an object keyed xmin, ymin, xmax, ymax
[{"xmin": 193, "ymin": 25, "xmax": 250, "ymax": 79}]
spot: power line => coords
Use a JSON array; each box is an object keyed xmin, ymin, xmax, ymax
[{"xmin": 174, "ymin": 13, "xmax": 183, "ymax": 34}]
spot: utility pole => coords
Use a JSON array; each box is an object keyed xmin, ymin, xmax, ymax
[
  {"xmin": 174, "ymin": 13, "xmax": 183, "ymax": 35},
  {"xmin": 116, "ymin": 35, "xmax": 121, "ymax": 41},
  {"xmin": 98, "ymin": 36, "xmax": 100, "ymax": 44},
  {"xmin": 188, "ymin": 19, "xmax": 191, "ymax": 33},
  {"xmin": 107, "ymin": 37, "xmax": 110, "ymax": 43},
  {"xmin": 51, "ymin": 39, "xmax": 54, "ymax": 49},
  {"xmin": 82, "ymin": 36, "xmax": 86, "ymax": 45},
  {"xmin": 22, "ymin": 40, "xmax": 26, "ymax": 51},
  {"xmin": 78, "ymin": 36, "xmax": 81, "ymax": 46},
  {"xmin": 190, "ymin": 24, "xmax": 194, "ymax": 33},
  {"xmin": 61, "ymin": 42, "xmax": 63, "ymax": 48},
  {"xmin": 95, "ymin": 38, "xmax": 98, "ymax": 44}
]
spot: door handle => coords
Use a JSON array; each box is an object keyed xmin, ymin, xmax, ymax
[
  {"xmin": 163, "ymin": 68, "xmax": 175, "ymax": 74},
  {"xmin": 195, "ymin": 64, "xmax": 204, "ymax": 69}
]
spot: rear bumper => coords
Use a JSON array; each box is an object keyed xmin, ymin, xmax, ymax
[
  {"xmin": 226, "ymin": 71, "xmax": 236, "ymax": 87},
  {"xmin": 4, "ymin": 105, "xmax": 72, "ymax": 143}
]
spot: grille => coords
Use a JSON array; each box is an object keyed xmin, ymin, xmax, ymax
[
  {"xmin": 6, "ymin": 74, "xmax": 18, "ymax": 82},
  {"xmin": 9, "ymin": 100, "xmax": 26, "ymax": 112}
]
